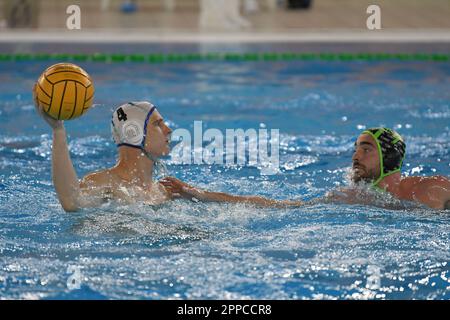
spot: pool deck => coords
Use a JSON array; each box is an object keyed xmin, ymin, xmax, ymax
[
  {"xmin": 0, "ymin": 0, "xmax": 449, "ymax": 53},
  {"xmin": 1, "ymin": 0, "xmax": 449, "ymax": 30}
]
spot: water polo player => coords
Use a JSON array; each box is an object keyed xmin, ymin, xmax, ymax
[
  {"xmin": 35, "ymin": 99, "xmax": 174, "ymax": 211},
  {"xmin": 336, "ymin": 127, "xmax": 449, "ymax": 209},
  {"xmin": 161, "ymin": 128, "xmax": 450, "ymax": 210}
]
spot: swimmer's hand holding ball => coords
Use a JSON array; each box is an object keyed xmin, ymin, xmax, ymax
[{"xmin": 33, "ymin": 83, "xmax": 63, "ymax": 130}]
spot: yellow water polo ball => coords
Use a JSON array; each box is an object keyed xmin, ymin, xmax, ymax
[{"xmin": 34, "ymin": 62, "xmax": 94, "ymax": 120}]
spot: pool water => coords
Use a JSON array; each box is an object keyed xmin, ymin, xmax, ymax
[{"xmin": 0, "ymin": 59, "xmax": 449, "ymax": 299}]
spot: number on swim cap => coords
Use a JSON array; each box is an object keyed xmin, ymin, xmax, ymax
[{"xmin": 117, "ymin": 107, "xmax": 127, "ymax": 121}]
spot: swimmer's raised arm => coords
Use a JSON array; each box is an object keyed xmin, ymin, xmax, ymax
[
  {"xmin": 34, "ymin": 85, "xmax": 93, "ymax": 212},
  {"xmin": 160, "ymin": 177, "xmax": 305, "ymax": 208}
]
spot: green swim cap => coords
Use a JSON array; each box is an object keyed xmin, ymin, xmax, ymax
[{"xmin": 362, "ymin": 127, "xmax": 406, "ymax": 189}]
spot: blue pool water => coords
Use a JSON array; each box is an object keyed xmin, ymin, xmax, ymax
[{"xmin": 0, "ymin": 58, "xmax": 449, "ymax": 299}]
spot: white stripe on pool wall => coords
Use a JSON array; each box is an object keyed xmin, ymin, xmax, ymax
[{"xmin": 1, "ymin": 30, "xmax": 450, "ymax": 43}]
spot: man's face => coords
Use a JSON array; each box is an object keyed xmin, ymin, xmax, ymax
[
  {"xmin": 144, "ymin": 110, "xmax": 172, "ymax": 157},
  {"xmin": 351, "ymin": 134, "xmax": 381, "ymax": 183}
]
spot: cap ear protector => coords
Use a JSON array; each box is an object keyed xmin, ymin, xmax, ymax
[
  {"xmin": 111, "ymin": 101, "xmax": 156, "ymax": 150},
  {"xmin": 362, "ymin": 127, "xmax": 406, "ymax": 189}
]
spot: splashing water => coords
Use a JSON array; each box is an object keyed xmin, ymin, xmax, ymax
[{"xmin": 0, "ymin": 59, "xmax": 449, "ymax": 299}]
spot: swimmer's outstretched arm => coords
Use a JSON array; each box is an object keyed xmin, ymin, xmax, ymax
[{"xmin": 160, "ymin": 177, "xmax": 305, "ymax": 208}]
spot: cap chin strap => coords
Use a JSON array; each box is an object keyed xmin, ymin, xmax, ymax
[
  {"xmin": 141, "ymin": 148, "xmax": 157, "ymax": 162},
  {"xmin": 141, "ymin": 148, "xmax": 168, "ymax": 178},
  {"xmin": 371, "ymin": 168, "xmax": 400, "ymax": 191}
]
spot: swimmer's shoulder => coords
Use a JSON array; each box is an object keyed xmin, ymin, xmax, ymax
[
  {"xmin": 399, "ymin": 175, "xmax": 450, "ymax": 207},
  {"xmin": 80, "ymin": 169, "xmax": 117, "ymax": 189},
  {"xmin": 398, "ymin": 176, "xmax": 426, "ymax": 200},
  {"xmin": 400, "ymin": 175, "xmax": 449, "ymax": 192}
]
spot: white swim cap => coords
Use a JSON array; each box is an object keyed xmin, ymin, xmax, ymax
[{"xmin": 111, "ymin": 101, "xmax": 157, "ymax": 149}]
